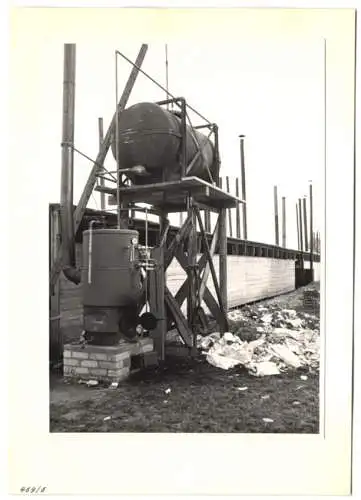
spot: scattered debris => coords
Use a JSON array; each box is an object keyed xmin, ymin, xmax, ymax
[
  {"xmin": 237, "ymin": 386, "xmax": 248, "ymax": 391},
  {"xmin": 109, "ymin": 382, "xmax": 119, "ymax": 389},
  {"xmin": 300, "ymin": 375, "xmax": 308, "ymax": 381},
  {"xmin": 163, "ymin": 400, "xmax": 168, "ymax": 404},
  {"xmin": 199, "ymin": 292, "xmax": 320, "ymax": 377},
  {"xmin": 103, "ymin": 416, "xmax": 111, "ymax": 421},
  {"xmin": 261, "ymin": 395, "xmax": 270, "ymax": 400},
  {"xmin": 292, "ymin": 401, "xmax": 301, "ymax": 406},
  {"xmin": 262, "ymin": 418, "xmax": 274, "ymax": 423},
  {"xmin": 164, "ymin": 388, "xmax": 171, "ymax": 394},
  {"xmin": 86, "ymin": 380, "xmax": 99, "ymax": 387}
]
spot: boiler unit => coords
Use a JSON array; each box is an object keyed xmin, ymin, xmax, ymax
[{"xmin": 81, "ymin": 228, "xmax": 146, "ymax": 345}]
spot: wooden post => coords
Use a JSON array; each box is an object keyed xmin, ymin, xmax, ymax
[
  {"xmin": 282, "ymin": 196, "xmax": 286, "ymax": 248},
  {"xmin": 239, "ymin": 135, "xmax": 247, "ymax": 239},
  {"xmin": 98, "ymin": 117, "xmax": 105, "ymax": 210},
  {"xmin": 296, "ymin": 203, "xmax": 300, "ymax": 250},
  {"xmin": 49, "ymin": 206, "xmax": 61, "ymax": 363},
  {"xmin": 235, "ymin": 177, "xmax": 241, "ymax": 239},
  {"xmin": 219, "ymin": 208, "xmax": 228, "ymax": 317},
  {"xmin": 188, "ymin": 207, "xmax": 198, "ymax": 343},
  {"xmin": 225, "ymin": 176, "xmax": 233, "ymax": 237},
  {"xmin": 298, "ymin": 198, "xmax": 304, "ymax": 251},
  {"xmin": 274, "ymin": 186, "xmax": 279, "ymax": 246},
  {"xmin": 302, "ymin": 196, "xmax": 309, "ymax": 252},
  {"xmin": 309, "ymin": 182, "xmax": 314, "ymax": 270}
]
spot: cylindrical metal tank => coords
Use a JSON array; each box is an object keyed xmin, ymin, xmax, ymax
[
  {"xmin": 81, "ymin": 229, "xmax": 143, "ymax": 343},
  {"xmin": 111, "ymin": 102, "xmax": 215, "ymax": 184}
]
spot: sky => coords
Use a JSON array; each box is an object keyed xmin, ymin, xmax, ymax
[{"xmin": 38, "ymin": 38, "xmax": 324, "ymax": 249}]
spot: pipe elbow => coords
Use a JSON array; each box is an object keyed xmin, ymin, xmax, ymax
[{"xmin": 63, "ymin": 265, "xmax": 81, "ymax": 285}]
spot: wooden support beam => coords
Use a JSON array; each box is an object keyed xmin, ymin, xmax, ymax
[
  {"xmin": 49, "ymin": 206, "xmax": 61, "ymax": 362},
  {"xmin": 195, "ymin": 206, "xmax": 228, "ymax": 332},
  {"xmin": 149, "ymin": 246, "xmax": 166, "ymax": 360},
  {"xmin": 164, "ymin": 214, "xmax": 192, "ymax": 269},
  {"xmin": 165, "ymin": 288, "xmax": 193, "ymax": 347},
  {"xmin": 218, "ymin": 208, "xmax": 228, "ymax": 321},
  {"xmin": 199, "ymin": 217, "xmax": 219, "ymax": 302}
]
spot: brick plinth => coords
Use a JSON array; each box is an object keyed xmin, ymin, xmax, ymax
[{"xmin": 63, "ymin": 338, "xmax": 154, "ymax": 383}]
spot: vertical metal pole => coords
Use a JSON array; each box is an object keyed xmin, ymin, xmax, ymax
[
  {"xmin": 60, "ymin": 43, "xmax": 76, "ymax": 267},
  {"xmin": 274, "ymin": 186, "xmax": 279, "ymax": 246},
  {"xmin": 239, "ymin": 135, "xmax": 247, "ymax": 239},
  {"xmin": 235, "ymin": 177, "xmax": 241, "ymax": 239},
  {"xmin": 214, "ymin": 125, "xmax": 220, "ymax": 187},
  {"xmin": 296, "ymin": 203, "xmax": 301, "ymax": 250},
  {"xmin": 309, "ymin": 181, "xmax": 314, "ymax": 271},
  {"xmin": 303, "ymin": 196, "xmax": 309, "ymax": 252},
  {"xmin": 225, "ymin": 176, "xmax": 233, "ymax": 237},
  {"xmin": 115, "ymin": 51, "xmax": 121, "ymax": 229},
  {"xmin": 282, "ymin": 196, "xmax": 286, "ymax": 248},
  {"xmin": 298, "ymin": 198, "xmax": 304, "ymax": 252},
  {"xmin": 180, "ymin": 98, "xmax": 187, "ymax": 178},
  {"xmin": 219, "ymin": 208, "xmax": 228, "ymax": 317},
  {"xmin": 165, "ymin": 44, "xmax": 169, "ymax": 110},
  {"xmin": 98, "ymin": 117, "xmax": 105, "ymax": 210}
]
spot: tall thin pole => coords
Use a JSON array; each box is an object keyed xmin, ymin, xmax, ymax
[
  {"xmin": 309, "ymin": 181, "xmax": 314, "ymax": 270},
  {"xmin": 115, "ymin": 51, "xmax": 121, "ymax": 228},
  {"xmin": 298, "ymin": 198, "xmax": 304, "ymax": 252},
  {"xmin": 296, "ymin": 203, "xmax": 300, "ymax": 250},
  {"xmin": 226, "ymin": 176, "xmax": 233, "ymax": 237},
  {"xmin": 219, "ymin": 208, "xmax": 228, "ymax": 316},
  {"xmin": 98, "ymin": 117, "xmax": 105, "ymax": 210},
  {"xmin": 60, "ymin": 43, "xmax": 76, "ymax": 267},
  {"xmin": 282, "ymin": 196, "xmax": 286, "ymax": 248},
  {"xmin": 239, "ymin": 135, "xmax": 247, "ymax": 239},
  {"xmin": 235, "ymin": 177, "xmax": 241, "ymax": 239},
  {"xmin": 274, "ymin": 185, "xmax": 279, "ymax": 246},
  {"xmin": 302, "ymin": 196, "xmax": 309, "ymax": 252},
  {"xmin": 165, "ymin": 44, "xmax": 169, "ymax": 110}
]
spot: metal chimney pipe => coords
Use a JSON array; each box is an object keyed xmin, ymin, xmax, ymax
[{"xmin": 60, "ymin": 43, "xmax": 80, "ymax": 284}]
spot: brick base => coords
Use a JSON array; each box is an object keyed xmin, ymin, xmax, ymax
[{"xmin": 63, "ymin": 338, "xmax": 154, "ymax": 383}]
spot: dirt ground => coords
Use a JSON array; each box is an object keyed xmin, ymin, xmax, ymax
[{"xmin": 50, "ymin": 283, "xmax": 320, "ymax": 433}]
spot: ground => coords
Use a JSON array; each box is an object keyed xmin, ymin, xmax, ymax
[{"xmin": 50, "ymin": 283, "xmax": 320, "ymax": 433}]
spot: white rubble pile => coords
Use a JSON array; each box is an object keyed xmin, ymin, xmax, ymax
[{"xmin": 198, "ymin": 304, "xmax": 320, "ymax": 376}]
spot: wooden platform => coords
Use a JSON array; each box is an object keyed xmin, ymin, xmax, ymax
[{"xmin": 95, "ymin": 176, "xmax": 244, "ymax": 212}]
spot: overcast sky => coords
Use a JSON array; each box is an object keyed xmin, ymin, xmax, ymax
[{"xmin": 40, "ymin": 39, "xmax": 324, "ymax": 249}]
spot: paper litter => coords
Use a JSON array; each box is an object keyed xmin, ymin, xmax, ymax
[{"xmin": 198, "ymin": 294, "xmax": 320, "ymax": 376}]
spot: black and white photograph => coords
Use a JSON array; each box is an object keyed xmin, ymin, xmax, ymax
[
  {"xmin": 49, "ymin": 38, "xmax": 323, "ymax": 434},
  {"xmin": 7, "ymin": 5, "xmax": 356, "ymax": 496}
]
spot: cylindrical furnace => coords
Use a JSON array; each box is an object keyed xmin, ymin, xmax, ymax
[{"xmin": 81, "ymin": 228, "xmax": 143, "ymax": 345}]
